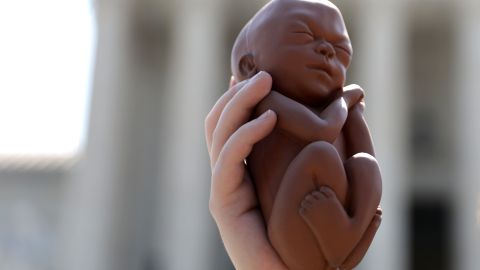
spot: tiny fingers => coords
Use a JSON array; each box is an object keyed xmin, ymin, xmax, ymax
[
  {"xmin": 340, "ymin": 213, "xmax": 381, "ymax": 270},
  {"xmin": 353, "ymin": 102, "xmax": 366, "ymax": 114},
  {"xmin": 343, "ymin": 85, "xmax": 365, "ymax": 109},
  {"xmin": 344, "ymin": 84, "xmax": 363, "ymax": 92},
  {"xmin": 212, "ymin": 110, "xmax": 277, "ymax": 194}
]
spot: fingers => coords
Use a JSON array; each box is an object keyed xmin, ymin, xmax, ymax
[
  {"xmin": 344, "ymin": 84, "xmax": 362, "ymax": 92},
  {"xmin": 205, "ymin": 79, "xmax": 248, "ymax": 155},
  {"xmin": 212, "ymin": 110, "xmax": 277, "ymax": 196},
  {"xmin": 210, "ymin": 71, "xmax": 273, "ymax": 167},
  {"xmin": 340, "ymin": 213, "xmax": 382, "ymax": 270},
  {"xmin": 352, "ymin": 100, "xmax": 366, "ymax": 114},
  {"xmin": 343, "ymin": 84, "xmax": 365, "ymax": 109}
]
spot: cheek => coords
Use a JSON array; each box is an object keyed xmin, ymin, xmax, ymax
[
  {"xmin": 335, "ymin": 62, "xmax": 347, "ymax": 78},
  {"xmin": 275, "ymin": 47, "xmax": 307, "ymax": 64},
  {"xmin": 259, "ymin": 55, "xmax": 297, "ymax": 77},
  {"xmin": 256, "ymin": 52, "xmax": 285, "ymax": 73}
]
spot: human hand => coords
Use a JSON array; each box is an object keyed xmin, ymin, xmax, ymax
[{"xmin": 205, "ymin": 71, "xmax": 287, "ymax": 270}]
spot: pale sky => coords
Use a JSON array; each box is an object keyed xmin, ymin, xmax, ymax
[{"xmin": 0, "ymin": 0, "xmax": 96, "ymax": 156}]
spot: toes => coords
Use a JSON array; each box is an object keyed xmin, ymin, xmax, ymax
[
  {"xmin": 319, "ymin": 186, "xmax": 335, "ymax": 199},
  {"xmin": 305, "ymin": 194, "xmax": 317, "ymax": 203},
  {"xmin": 301, "ymin": 187, "xmax": 335, "ymax": 207},
  {"xmin": 299, "ymin": 194, "xmax": 316, "ymax": 215},
  {"xmin": 311, "ymin": 190, "xmax": 324, "ymax": 200},
  {"xmin": 301, "ymin": 198, "xmax": 313, "ymax": 209},
  {"xmin": 299, "ymin": 187, "xmax": 335, "ymax": 215}
]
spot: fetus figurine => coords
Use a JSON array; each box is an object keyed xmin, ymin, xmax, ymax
[{"xmin": 230, "ymin": 0, "xmax": 382, "ymax": 269}]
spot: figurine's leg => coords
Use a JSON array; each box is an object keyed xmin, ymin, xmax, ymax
[
  {"xmin": 267, "ymin": 141, "xmax": 348, "ymax": 270},
  {"xmin": 299, "ymin": 153, "xmax": 382, "ymax": 267},
  {"xmin": 344, "ymin": 153, "xmax": 382, "ymax": 232},
  {"xmin": 340, "ymin": 209, "xmax": 382, "ymax": 270}
]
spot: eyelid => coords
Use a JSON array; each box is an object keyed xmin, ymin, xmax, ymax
[
  {"xmin": 335, "ymin": 45, "xmax": 352, "ymax": 56},
  {"xmin": 291, "ymin": 23, "xmax": 314, "ymax": 35},
  {"xmin": 292, "ymin": 30, "xmax": 314, "ymax": 36}
]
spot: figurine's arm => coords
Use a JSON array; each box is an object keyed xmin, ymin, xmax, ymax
[
  {"xmin": 255, "ymin": 90, "xmax": 362, "ymax": 144},
  {"xmin": 342, "ymin": 85, "xmax": 375, "ymax": 157}
]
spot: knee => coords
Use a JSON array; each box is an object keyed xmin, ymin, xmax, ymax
[
  {"xmin": 345, "ymin": 153, "xmax": 379, "ymax": 172},
  {"xmin": 301, "ymin": 141, "xmax": 339, "ymax": 165},
  {"xmin": 299, "ymin": 140, "xmax": 346, "ymax": 181},
  {"xmin": 345, "ymin": 153, "xmax": 382, "ymax": 193}
]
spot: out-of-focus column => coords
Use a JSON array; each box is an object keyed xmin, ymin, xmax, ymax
[
  {"xmin": 58, "ymin": 0, "xmax": 137, "ymax": 270},
  {"xmin": 352, "ymin": 1, "xmax": 409, "ymax": 270},
  {"xmin": 454, "ymin": 1, "xmax": 480, "ymax": 269},
  {"xmin": 156, "ymin": 0, "xmax": 226, "ymax": 269}
]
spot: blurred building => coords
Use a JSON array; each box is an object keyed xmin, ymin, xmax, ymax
[{"xmin": 0, "ymin": 0, "xmax": 479, "ymax": 270}]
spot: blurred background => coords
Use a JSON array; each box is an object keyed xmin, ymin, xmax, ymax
[{"xmin": 0, "ymin": 0, "xmax": 479, "ymax": 269}]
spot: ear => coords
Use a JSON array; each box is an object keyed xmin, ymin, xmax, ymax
[{"xmin": 238, "ymin": 53, "xmax": 258, "ymax": 79}]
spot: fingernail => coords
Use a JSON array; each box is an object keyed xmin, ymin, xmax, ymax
[
  {"xmin": 238, "ymin": 72, "xmax": 264, "ymax": 92},
  {"xmin": 251, "ymin": 71, "xmax": 266, "ymax": 81},
  {"xmin": 259, "ymin": 109, "xmax": 273, "ymax": 119}
]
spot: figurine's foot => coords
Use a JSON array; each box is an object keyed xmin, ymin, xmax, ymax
[
  {"xmin": 299, "ymin": 186, "xmax": 349, "ymax": 226},
  {"xmin": 299, "ymin": 186, "xmax": 352, "ymax": 267}
]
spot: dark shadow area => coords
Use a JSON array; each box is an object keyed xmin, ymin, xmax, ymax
[{"xmin": 409, "ymin": 198, "xmax": 452, "ymax": 270}]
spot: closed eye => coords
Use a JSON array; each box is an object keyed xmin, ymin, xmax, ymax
[
  {"xmin": 292, "ymin": 31, "xmax": 314, "ymax": 37},
  {"xmin": 293, "ymin": 30, "xmax": 312, "ymax": 34},
  {"xmin": 335, "ymin": 45, "xmax": 351, "ymax": 56},
  {"xmin": 291, "ymin": 31, "xmax": 314, "ymax": 43}
]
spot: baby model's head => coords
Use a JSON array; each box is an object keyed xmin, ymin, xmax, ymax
[{"xmin": 231, "ymin": 0, "xmax": 352, "ymax": 106}]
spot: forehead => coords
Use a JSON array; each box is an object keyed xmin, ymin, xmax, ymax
[
  {"xmin": 248, "ymin": 0, "xmax": 351, "ymax": 51},
  {"xmin": 272, "ymin": 0, "xmax": 346, "ymax": 30}
]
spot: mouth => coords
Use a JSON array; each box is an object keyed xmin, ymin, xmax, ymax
[{"xmin": 305, "ymin": 64, "xmax": 332, "ymax": 77}]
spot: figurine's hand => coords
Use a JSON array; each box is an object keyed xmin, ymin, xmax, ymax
[
  {"xmin": 205, "ymin": 71, "xmax": 287, "ymax": 270},
  {"xmin": 343, "ymin": 84, "xmax": 365, "ymax": 110},
  {"xmin": 341, "ymin": 207, "xmax": 382, "ymax": 270}
]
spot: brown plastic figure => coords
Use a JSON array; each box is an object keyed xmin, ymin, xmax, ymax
[{"xmin": 230, "ymin": 0, "xmax": 382, "ymax": 269}]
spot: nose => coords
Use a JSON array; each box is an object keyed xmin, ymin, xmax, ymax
[{"xmin": 315, "ymin": 41, "xmax": 335, "ymax": 59}]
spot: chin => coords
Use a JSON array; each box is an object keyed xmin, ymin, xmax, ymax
[
  {"xmin": 312, "ymin": 85, "xmax": 333, "ymax": 98},
  {"xmin": 303, "ymin": 86, "xmax": 339, "ymax": 106}
]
